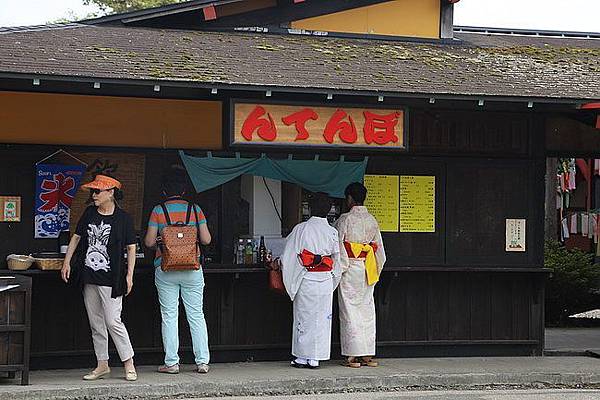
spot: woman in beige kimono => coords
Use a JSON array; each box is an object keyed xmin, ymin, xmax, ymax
[{"xmin": 335, "ymin": 182, "xmax": 386, "ymax": 368}]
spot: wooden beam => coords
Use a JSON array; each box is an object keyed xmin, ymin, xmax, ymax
[
  {"xmin": 546, "ymin": 116, "xmax": 600, "ymax": 156},
  {"xmin": 202, "ymin": 0, "xmax": 391, "ymax": 28},
  {"xmin": 440, "ymin": 0, "xmax": 454, "ymax": 39}
]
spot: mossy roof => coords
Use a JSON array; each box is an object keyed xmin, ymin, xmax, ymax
[{"xmin": 0, "ymin": 24, "xmax": 598, "ymax": 100}]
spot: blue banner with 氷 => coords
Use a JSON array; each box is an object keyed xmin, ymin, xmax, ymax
[{"xmin": 34, "ymin": 164, "xmax": 86, "ymax": 238}]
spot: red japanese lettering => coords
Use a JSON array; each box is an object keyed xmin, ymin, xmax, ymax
[
  {"xmin": 38, "ymin": 173, "xmax": 76, "ymax": 212},
  {"xmin": 363, "ymin": 111, "xmax": 400, "ymax": 145},
  {"xmin": 281, "ymin": 108, "xmax": 319, "ymax": 140},
  {"xmin": 240, "ymin": 105, "xmax": 277, "ymax": 141},
  {"xmin": 323, "ymin": 109, "xmax": 357, "ymax": 144}
]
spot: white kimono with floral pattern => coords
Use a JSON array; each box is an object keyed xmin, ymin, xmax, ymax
[{"xmin": 334, "ymin": 206, "xmax": 386, "ymax": 357}]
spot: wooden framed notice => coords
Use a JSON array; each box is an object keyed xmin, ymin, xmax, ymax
[
  {"xmin": 232, "ymin": 101, "xmax": 406, "ymax": 150},
  {"xmin": 0, "ymin": 196, "xmax": 21, "ymax": 222},
  {"xmin": 506, "ymin": 219, "xmax": 526, "ymax": 252}
]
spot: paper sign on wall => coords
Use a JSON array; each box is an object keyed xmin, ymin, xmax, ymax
[
  {"xmin": 506, "ymin": 219, "xmax": 526, "ymax": 252},
  {"xmin": 0, "ymin": 196, "xmax": 21, "ymax": 222},
  {"xmin": 364, "ymin": 175, "xmax": 399, "ymax": 232},
  {"xmin": 400, "ymin": 176, "xmax": 435, "ymax": 233}
]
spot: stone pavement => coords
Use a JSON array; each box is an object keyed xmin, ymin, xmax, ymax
[
  {"xmin": 1, "ymin": 356, "xmax": 600, "ymax": 400},
  {"xmin": 0, "ymin": 329, "xmax": 598, "ymax": 400},
  {"xmin": 545, "ymin": 328, "xmax": 600, "ymax": 356}
]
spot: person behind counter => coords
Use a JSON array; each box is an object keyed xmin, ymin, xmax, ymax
[
  {"xmin": 335, "ymin": 182, "xmax": 386, "ymax": 368},
  {"xmin": 144, "ymin": 166, "xmax": 212, "ymax": 374},
  {"xmin": 60, "ymin": 174, "xmax": 138, "ymax": 381},
  {"xmin": 281, "ymin": 192, "xmax": 341, "ymax": 369}
]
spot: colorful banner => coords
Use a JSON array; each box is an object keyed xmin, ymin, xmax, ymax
[{"xmin": 35, "ymin": 164, "xmax": 85, "ymax": 238}]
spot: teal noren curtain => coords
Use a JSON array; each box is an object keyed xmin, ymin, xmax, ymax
[{"xmin": 179, "ymin": 151, "xmax": 367, "ymax": 198}]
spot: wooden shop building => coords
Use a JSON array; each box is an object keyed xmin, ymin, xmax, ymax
[{"xmin": 0, "ymin": 0, "xmax": 598, "ymax": 368}]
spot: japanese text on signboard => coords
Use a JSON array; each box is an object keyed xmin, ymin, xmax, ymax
[
  {"xmin": 400, "ymin": 175, "xmax": 435, "ymax": 233},
  {"xmin": 233, "ymin": 103, "xmax": 405, "ymax": 148},
  {"xmin": 364, "ymin": 175, "xmax": 399, "ymax": 232}
]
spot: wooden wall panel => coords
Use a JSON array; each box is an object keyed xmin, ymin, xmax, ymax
[
  {"xmin": 469, "ymin": 274, "xmax": 492, "ymax": 340},
  {"xmin": 410, "ymin": 110, "xmax": 530, "ymax": 156},
  {"xmin": 21, "ymin": 269, "xmax": 545, "ymax": 368},
  {"xmin": 291, "ymin": 0, "xmax": 440, "ymax": 39},
  {"xmin": 446, "ymin": 159, "xmax": 540, "ymax": 265},
  {"xmin": 367, "ymin": 157, "xmax": 445, "ymax": 266},
  {"xmin": 0, "ymin": 92, "xmax": 222, "ymax": 150},
  {"xmin": 546, "ymin": 116, "xmax": 600, "ymax": 156},
  {"xmin": 447, "ymin": 274, "xmax": 470, "ymax": 340}
]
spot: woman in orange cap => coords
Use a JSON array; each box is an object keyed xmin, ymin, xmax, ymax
[{"xmin": 60, "ymin": 174, "xmax": 138, "ymax": 381}]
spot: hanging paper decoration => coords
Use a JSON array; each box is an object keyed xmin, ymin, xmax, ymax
[{"xmin": 34, "ymin": 164, "xmax": 85, "ymax": 238}]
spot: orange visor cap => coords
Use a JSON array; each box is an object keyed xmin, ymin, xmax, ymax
[{"xmin": 81, "ymin": 174, "xmax": 122, "ymax": 190}]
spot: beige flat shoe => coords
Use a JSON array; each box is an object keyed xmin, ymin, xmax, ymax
[
  {"xmin": 342, "ymin": 357, "xmax": 361, "ymax": 368},
  {"xmin": 360, "ymin": 357, "xmax": 379, "ymax": 367},
  {"xmin": 125, "ymin": 369, "xmax": 137, "ymax": 381},
  {"xmin": 83, "ymin": 367, "xmax": 111, "ymax": 380}
]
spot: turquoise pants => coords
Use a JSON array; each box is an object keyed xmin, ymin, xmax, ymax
[{"xmin": 154, "ymin": 268, "xmax": 210, "ymax": 366}]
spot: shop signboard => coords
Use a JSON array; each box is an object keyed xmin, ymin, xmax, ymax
[{"xmin": 232, "ymin": 101, "xmax": 406, "ymax": 149}]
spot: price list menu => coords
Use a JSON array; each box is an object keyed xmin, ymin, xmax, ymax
[{"xmin": 400, "ymin": 176, "xmax": 435, "ymax": 233}]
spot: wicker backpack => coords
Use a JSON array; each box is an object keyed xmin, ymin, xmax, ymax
[{"xmin": 158, "ymin": 201, "xmax": 201, "ymax": 271}]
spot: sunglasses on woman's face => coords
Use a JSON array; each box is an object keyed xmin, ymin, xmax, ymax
[{"xmin": 90, "ymin": 188, "xmax": 110, "ymax": 195}]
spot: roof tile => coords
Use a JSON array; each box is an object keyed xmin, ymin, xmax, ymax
[{"xmin": 0, "ymin": 25, "xmax": 598, "ymax": 100}]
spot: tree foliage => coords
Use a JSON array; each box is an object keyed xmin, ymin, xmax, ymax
[
  {"xmin": 83, "ymin": 0, "xmax": 184, "ymax": 14},
  {"xmin": 545, "ymin": 240, "xmax": 600, "ymax": 326}
]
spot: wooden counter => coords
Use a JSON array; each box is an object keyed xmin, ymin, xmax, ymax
[{"xmin": 6, "ymin": 264, "xmax": 546, "ymax": 369}]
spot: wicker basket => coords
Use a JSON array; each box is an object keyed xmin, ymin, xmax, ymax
[
  {"xmin": 35, "ymin": 257, "xmax": 64, "ymax": 271},
  {"xmin": 6, "ymin": 255, "xmax": 34, "ymax": 271}
]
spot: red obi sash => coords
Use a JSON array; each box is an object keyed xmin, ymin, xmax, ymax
[
  {"xmin": 343, "ymin": 241, "xmax": 379, "ymax": 259},
  {"xmin": 298, "ymin": 249, "xmax": 334, "ymax": 272}
]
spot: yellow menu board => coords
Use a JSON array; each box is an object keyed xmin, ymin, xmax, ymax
[
  {"xmin": 364, "ymin": 175, "xmax": 399, "ymax": 232},
  {"xmin": 400, "ymin": 176, "xmax": 435, "ymax": 232}
]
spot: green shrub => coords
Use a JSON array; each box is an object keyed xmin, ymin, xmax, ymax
[{"xmin": 545, "ymin": 240, "xmax": 600, "ymax": 326}]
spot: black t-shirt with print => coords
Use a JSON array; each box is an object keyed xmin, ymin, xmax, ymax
[{"xmin": 75, "ymin": 206, "xmax": 136, "ymax": 287}]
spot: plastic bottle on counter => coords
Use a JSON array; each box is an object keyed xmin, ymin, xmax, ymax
[
  {"xmin": 244, "ymin": 239, "xmax": 254, "ymax": 264},
  {"xmin": 58, "ymin": 230, "xmax": 70, "ymax": 255},
  {"xmin": 236, "ymin": 239, "xmax": 245, "ymax": 264}
]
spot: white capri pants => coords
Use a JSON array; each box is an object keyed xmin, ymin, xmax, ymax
[{"xmin": 83, "ymin": 284, "xmax": 134, "ymax": 362}]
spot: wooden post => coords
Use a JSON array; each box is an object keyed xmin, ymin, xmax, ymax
[{"xmin": 544, "ymin": 157, "xmax": 558, "ymax": 241}]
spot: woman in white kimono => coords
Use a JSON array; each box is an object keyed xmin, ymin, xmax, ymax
[
  {"xmin": 281, "ymin": 192, "xmax": 341, "ymax": 369},
  {"xmin": 335, "ymin": 182, "xmax": 386, "ymax": 368}
]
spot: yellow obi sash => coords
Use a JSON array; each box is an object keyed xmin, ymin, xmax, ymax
[{"xmin": 344, "ymin": 241, "xmax": 379, "ymax": 286}]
